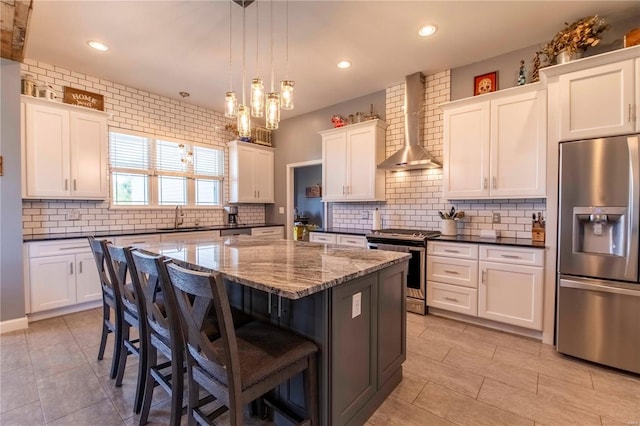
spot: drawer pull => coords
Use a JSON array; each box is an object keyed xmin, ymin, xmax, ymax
[
  {"xmin": 70, "ymin": 262, "xmax": 74, "ymax": 275},
  {"xmin": 501, "ymin": 254, "xmax": 521, "ymax": 259},
  {"xmin": 443, "ymin": 270, "xmax": 459, "ymax": 275},
  {"xmin": 443, "ymin": 249, "xmax": 460, "ymax": 253},
  {"xmin": 444, "ymin": 296, "xmax": 460, "ymax": 302},
  {"xmin": 58, "ymin": 246, "xmax": 88, "ymax": 251},
  {"xmin": 482, "ymin": 270, "xmax": 486, "ymax": 283},
  {"xmin": 79, "ymin": 261, "xmax": 83, "ymax": 273},
  {"xmin": 131, "ymin": 241, "xmax": 146, "ymax": 245}
]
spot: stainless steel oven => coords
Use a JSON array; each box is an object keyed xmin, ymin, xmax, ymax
[{"xmin": 366, "ymin": 229, "xmax": 439, "ymax": 315}]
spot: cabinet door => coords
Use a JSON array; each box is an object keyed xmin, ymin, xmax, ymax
[
  {"xmin": 478, "ymin": 261, "xmax": 543, "ymax": 330},
  {"xmin": 346, "ymin": 126, "xmax": 376, "ymax": 200},
  {"xmin": 322, "ymin": 132, "xmax": 347, "ymax": 201},
  {"xmin": 443, "ymin": 102, "xmax": 490, "ymax": 199},
  {"xmin": 25, "ymin": 103, "xmax": 70, "ymax": 197},
  {"xmin": 559, "ymin": 60, "xmax": 635, "ymax": 140},
  {"xmin": 70, "ymin": 112, "xmax": 108, "ymax": 198},
  {"xmin": 30, "ymin": 255, "xmax": 76, "ymax": 312},
  {"xmin": 490, "ymin": 90, "xmax": 546, "ymax": 198},
  {"xmin": 236, "ymin": 145, "xmax": 257, "ymax": 202},
  {"xmin": 76, "ymin": 252, "xmax": 102, "ymax": 303},
  {"xmin": 254, "ymin": 149, "xmax": 274, "ymax": 202}
]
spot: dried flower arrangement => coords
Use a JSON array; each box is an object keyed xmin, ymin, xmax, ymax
[{"xmin": 532, "ymin": 15, "xmax": 610, "ymax": 81}]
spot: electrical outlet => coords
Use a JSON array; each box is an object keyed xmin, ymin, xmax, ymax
[
  {"xmin": 352, "ymin": 292, "xmax": 362, "ymax": 319},
  {"xmin": 67, "ymin": 210, "xmax": 80, "ymax": 221},
  {"xmin": 361, "ymin": 211, "xmax": 369, "ymax": 220},
  {"xmin": 278, "ymin": 206, "xmax": 285, "ymax": 214},
  {"xmin": 492, "ymin": 212, "xmax": 501, "ymax": 224}
]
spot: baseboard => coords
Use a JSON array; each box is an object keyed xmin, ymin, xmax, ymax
[
  {"xmin": 27, "ymin": 300, "xmax": 102, "ymax": 323},
  {"xmin": 428, "ymin": 307, "xmax": 544, "ymax": 341},
  {"xmin": 0, "ymin": 316, "xmax": 29, "ymax": 334}
]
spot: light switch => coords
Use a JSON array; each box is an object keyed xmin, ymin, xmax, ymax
[{"xmin": 352, "ymin": 292, "xmax": 362, "ymax": 318}]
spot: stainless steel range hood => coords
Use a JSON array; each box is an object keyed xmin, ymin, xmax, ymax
[{"xmin": 378, "ymin": 72, "xmax": 442, "ymax": 171}]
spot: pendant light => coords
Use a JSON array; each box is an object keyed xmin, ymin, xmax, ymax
[
  {"xmin": 224, "ymin": 0, "xmax": 237, "ymax": 118},
  {"xmin": 280, "ymin": 0, "xmax": 294, "ymax": 110},
  {"xmin": 265, "ymin": 0, "xmax": 280, "ymax": 130},
  {"xmin": 250, "ymin": 0, "xmax": 264, "ymax": 117},
  {"xmin": 237, "ymin": 1, "xmax": 251, "ymax": 137}
]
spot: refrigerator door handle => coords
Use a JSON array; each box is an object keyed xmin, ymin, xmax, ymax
[
  {"xmin": 560, "ymin": 278, "xmax": 640, "ymax": 297},
  {"xmin": 626, "ymin": 135, "xmax": 639, "ymax": 280}
]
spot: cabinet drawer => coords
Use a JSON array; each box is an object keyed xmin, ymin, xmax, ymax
[
  {"xmin": 251, "ymin": 226, "xmax": 283, "ymax": 238},
  {"xmin": 114, "ymin": 234, "xmax": 161, "ymax": 247},
  {"xmin": 480, "ymin": 245, "xmax": 543, "ymax": 266},
  {"xmin": 337, "ymin": 234, "xmax": 367, "ymax": 248},
  {"xmin": 309, "ymin": 232, "xmax": 337, "ymax": 244},
  {"xmin": 427, "ymin": 241, "xmax": 478, "ymax": 259},
  {"xmin": 427, "ymin": 256, "xmax": 478, "ymax": 288},
  {"xmin": 28, "ymin": 238, "xmax": 92, "ymax": 257},
  {"xmin": 427, "ymin": 281, "xmax": 478, "ymax": 316}
]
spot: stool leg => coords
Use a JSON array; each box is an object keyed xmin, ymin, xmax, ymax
[
  {"xmin": 169, "ymin": 345, "xmax": 184, "ymax": 426},
  {"xmin": 139, "ymin": 344, "xmax": 157, "ymax": 426},
  {"xmin": 110, "ymin": 308, "xmax": 124, "ymax": 380},
  {"xmin": 304, "ymin": 354, "xmax": 319, "ymax": 426},
  {"xmin": 115, "ymin": 322, "xmax": 130, "ymax": 387},
  {"xmin": 186, "ymin": 363, "xmax": 198, "ymax": 426},
  {"xmin": 97, "ymin": 301, "xmax": 109, "ymax": 361},
  {"xmin": 133, "ymin": 323, "xmax": 148, "ymax": 414}
]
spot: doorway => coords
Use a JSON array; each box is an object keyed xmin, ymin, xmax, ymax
[{"xmin": 285, "ymin": 160, "xmax": 324, "ymax": 240}]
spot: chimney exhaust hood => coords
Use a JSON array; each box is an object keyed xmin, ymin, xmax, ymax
[{"xmin": 377, "ymin": 72, "xmax": 442, "ymax": 171}]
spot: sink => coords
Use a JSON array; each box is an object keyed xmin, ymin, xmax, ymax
[{"xmin": 157, "ymin": 226, "xmax": 210, "ymax": 232}]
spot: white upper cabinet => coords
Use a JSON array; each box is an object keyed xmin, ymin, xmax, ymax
[
  {"xmin": 22, "ymin": 97, "xmax": 108, "ymax": 200},
  {"xmin": 558, "ymin": 59, "xmax": 635, "ymax": 140},
  {"xmin": 541, "ymin": 45, "xmax": 640, "ymax": 141},
  {"xmin": 442, "ymin": 84, "xmax": 547, "ymax": 200},
  {"xmin": 320, "ymin": 119, "xmax": 386, "ymax": 202},
  {"xmin": 227, "ymin": 140, "xmax": 275, "ymax": 203}
]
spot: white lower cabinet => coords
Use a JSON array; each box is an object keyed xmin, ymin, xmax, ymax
[
  {"xmin": 27, "ymin": 239, "xmax": 103, "ymax": 313},
  {"xmin": 427, "ymin": 241, "xmax": 544, "ymax": 331},
  {"xmin": 478, "ymin": 246, "xmax": 544, "ymax": 330},
  {"xmin": 309, "ymin": 232, "xmax": 367, "ymax": 248}
]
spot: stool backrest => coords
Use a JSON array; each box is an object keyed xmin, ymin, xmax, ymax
[
  {"xmin": 164, "ymin": 262, "xmax": 242, "ymax": 398},
  {"xmin": 106, "ymin": 244, "xmax": 139, "ymax": 316},
  {"xmin": 129, "ymin": 250, "xmax": 180, "ymax": 345},
  {"xmin": 88, "ymin": 237, "xmax": 120, "ymax": 303}
]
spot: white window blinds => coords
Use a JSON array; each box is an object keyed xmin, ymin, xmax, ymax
[{"xmin": 109, "ymin": 130, "xmax": 224, "ymax": 207}]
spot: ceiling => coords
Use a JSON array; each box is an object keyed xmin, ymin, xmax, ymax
[{"xmin": 25, "ymin": 1, "xmax": 640, "ymax": 121}]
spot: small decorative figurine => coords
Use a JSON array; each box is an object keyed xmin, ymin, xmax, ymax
[{"xmin": 517, "ymin": 60, "xmax": 527, "ymax": 86}]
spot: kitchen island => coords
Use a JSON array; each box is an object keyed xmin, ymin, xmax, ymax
[{"xmin": 141, "ymin": 236, "xmax": 410, "ymax": 426}]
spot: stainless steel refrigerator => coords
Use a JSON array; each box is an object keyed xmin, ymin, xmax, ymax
[{"xmin": 557, "ymin": 134, "xmax": 640, "ymax": 374}]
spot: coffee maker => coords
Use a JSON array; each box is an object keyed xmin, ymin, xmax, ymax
[{"xmin": 224, "ymin": 205, "xmax": 238, "ymax": 226}]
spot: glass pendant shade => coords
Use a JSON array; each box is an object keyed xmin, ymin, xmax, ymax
[
  {"xmin": 265, "ymin": 93, "xmax": 280, "ymax": 130},
  {"xmin": 225, "ymin": 91, "xmax": 238, "ymax": 118},
  {"xmin": 280, "ymin": 80, "xmax": 294, "ymax": 110},
  {"xmin": 237, "ymin": 104, "xmax": 251, "ymax": 137},
  {"xmin": 250, "ymin": 78, "xmax": 265, "ymax": 117}
]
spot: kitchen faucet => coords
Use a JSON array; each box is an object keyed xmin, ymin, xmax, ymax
[{"xmin": 174, "ymin": 205, "xmax": 184, "ymax": 228}]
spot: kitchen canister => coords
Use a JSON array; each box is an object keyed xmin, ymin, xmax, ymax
[
  {"xmin": 372, "ymin": 208, "xmax": 382, "ymax": 230},
  {"xmin": 441, "ymin": 219, "xmax": 457, "ymax": 236}
]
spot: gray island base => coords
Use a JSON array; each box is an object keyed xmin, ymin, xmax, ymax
[{"xmin": 141, "ymin": 237, "xmax": 410, "ymax": 425}]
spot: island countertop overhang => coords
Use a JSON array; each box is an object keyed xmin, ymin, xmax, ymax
[{"xmin": 139, "ymin": 236, "xmax": 411, "ymax": 300}]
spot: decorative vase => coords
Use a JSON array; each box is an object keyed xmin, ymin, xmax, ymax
[
  {"xmin": 441, "ymin": 219, "xmax": 457, "ymax": 236},
  {"xmin": 555, "ymin": 49, "xmax": 583, "ymax": 64}
]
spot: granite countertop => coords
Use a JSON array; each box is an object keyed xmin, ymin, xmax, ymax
[
  {"xmin": 140, "ymin": 236, "xmax": 410, "ymax": 300},
  {"xmin": 431, "ymin": 235, "xmax": 546, "ymax": 248},
  {"xmin": 23, "ymin": 223, "xmax": 284, "ymax": 242},
  {"xmin": 311, "ymin": 227, "xmax": 370, "ymax": 236}
]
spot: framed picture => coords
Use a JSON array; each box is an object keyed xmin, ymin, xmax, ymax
[{"xmin": 473, "ymin": 71, "xmax": 498, "ymax": 96}]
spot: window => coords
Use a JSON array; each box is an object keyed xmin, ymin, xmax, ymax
[{"xmin": 109, "ymin": 130, "xmax": 224, "ymax": 207}]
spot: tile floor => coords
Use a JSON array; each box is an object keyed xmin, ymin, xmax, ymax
[{"xmin": 1, "ymin": 309, "xmax": 639, "ymax": 425}]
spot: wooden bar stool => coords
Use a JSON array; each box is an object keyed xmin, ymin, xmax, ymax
[
  {"xmin": 164, "ymin": 261, "xmax": 319, "ymax": 426},
  {"xmin": 106, "ymin": 244, "xmax": 146, "ymax": 414},
  {"xmin": 87, "ymin": 237, "xmax": 122, "ymax": 381}
]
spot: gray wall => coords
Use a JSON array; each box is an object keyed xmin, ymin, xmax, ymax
[
  {"xmin": 294, "ymin": 165, "xmax": 323, "ymax": 227},
  {"xmin": 265, "ymin": 90, "xmax": 386, "ymax": 224},
  {"xmin": 451, "ymin": 12, "xmax": 640, "ymax": 100},
  {"xmin": 1, "ymin": 59, "xmax": 26, "ymax": 322}
]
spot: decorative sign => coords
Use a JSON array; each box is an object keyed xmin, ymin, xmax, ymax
[{"xmin": 63, "ymin": 87, "xmax": 104, "ymax": 111}]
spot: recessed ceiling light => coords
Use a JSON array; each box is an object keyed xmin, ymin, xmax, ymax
[
  {"xmin": 87, "ymin": 40, "xmax": 109, "ymax": 51},
  {"xmin": 418, "ymin": 24, "xmax": 438, "ymax": 37},
  {"xmin": 337, "ymin": 60, "xmax": 352, "ymax": 69}
]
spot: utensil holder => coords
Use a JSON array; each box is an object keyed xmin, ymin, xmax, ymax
[{"xmin": 441, "ymin": 219, "xmax": 457, "ymax": 236}]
